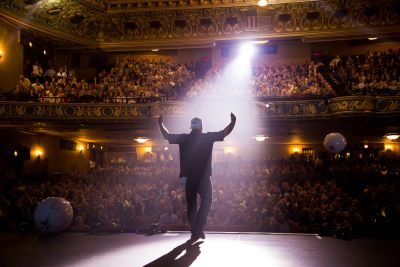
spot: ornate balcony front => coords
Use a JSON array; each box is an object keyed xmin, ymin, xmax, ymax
[{"xmin": 0, "ymin": 96, "xmax": 399, "ymax": 123}]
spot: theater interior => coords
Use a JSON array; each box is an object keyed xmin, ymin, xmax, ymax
[{"xmin": 0, "ymin": 1, "xmax": 400, "ymax": 266}]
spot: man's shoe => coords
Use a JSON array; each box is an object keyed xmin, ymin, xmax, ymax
[{"xmin": 191, "ymin": 232, "xmax": 205, "ymax": 240}]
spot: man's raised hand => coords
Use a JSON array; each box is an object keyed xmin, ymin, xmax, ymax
[{"xmin": 230, "ymin": 112, "xmax": 236, "ymax": 122}]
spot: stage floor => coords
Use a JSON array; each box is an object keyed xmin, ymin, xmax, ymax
[{"xmin": 1, "ymin": 231, "xmax": 399, "ymax": 267}]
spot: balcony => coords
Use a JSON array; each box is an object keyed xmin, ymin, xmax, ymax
[{"xmin": 0, "ymin": 96, "xmax": 399, "ymax": 122}]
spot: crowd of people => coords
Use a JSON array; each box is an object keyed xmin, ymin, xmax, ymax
[
  {"xmin": 2, "ymin": 48, "xmax": 399, "ymax": 102},
  {"xmin": 1, "ymin": 158, "xmax": 399, "ymax": 238},
  {"xmin": 7, "ymin": 58, "xmax": 195, "ymax": 103},
  {"xmin": 186, "ymin": 61, "xmax": 334, "ymax": 99},
  {"xmin": 5, "ymin": 59, "xmax": 336, "ymax": 103},
  {"xmin": 329, "ymin": 49, "xmax": 400, "ymax": 96}
]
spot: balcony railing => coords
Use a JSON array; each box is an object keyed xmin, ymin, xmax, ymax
[{"xmin": 0, "ymin": 96, "xmax": 399, "ymax": 122}]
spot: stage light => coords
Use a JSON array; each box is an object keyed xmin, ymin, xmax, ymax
[
  {"xmin": 251, "ymin": 40, "xmax": 269, "ymax": 45},
  {"xmin": 368, "ymin": 37, "xmax": 378, "ymax": 41},
  {"xmin": 164, "ymin": 146, "xmax": 168, "ymax": 151},
  {"xmin": 29, "ymin": 41, "xmax": 33, "ymax": 47},
  {"xmin": 135, "ymin": 137, "xmax": 149, "ymax": 144},
  {"xmin": 43, "ymin": 50, "xmax": 46, "ymax": 55},
  {"xmin": 239, "ymin": 43, "xmax": 255, "ymax": 58},
  {"xmin": 258, "ymin": 0, "xmax": 268, "ymax": 7},
  {"xmin": 364, "ymin": 144, "xmax": 368, "ymax": 149},
  {"xmin": 14, "ymin": 150, "xmax": 18, "ymax": 157}
]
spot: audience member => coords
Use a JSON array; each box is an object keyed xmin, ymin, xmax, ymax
[{"xmin": 1, "ymin": 158, "xmax": 399, "ymax": 238}]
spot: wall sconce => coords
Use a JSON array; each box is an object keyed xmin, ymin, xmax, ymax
[
  {"xmin": 78, "ymin": 145, "xmax": 85, "ymax": 153},
  {"xmin": 384, "ymin": 144, "xmax": 393, "ymax": 151},
  {"xmin": 144, "ymin": 146, "xmax": 152, "ymax": 153},
  {"xmin": 292, "ymin": 147, "xmax": 300, "ymax": 153},
  {"xmin": 35, "ymin": 149, "xmax": 43, "ymax": 158},
  {"xmin": 0, "ymin": 49, "xmax": 3, "ymax": 59},
  {"xmin": 224, "ymin": 147, "xmax": 234, "ymax": 155}
]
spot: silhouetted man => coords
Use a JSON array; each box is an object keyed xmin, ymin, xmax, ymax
[{"xmin": 159, "ymin": 113, "xmax": 236, "ymax": 240}]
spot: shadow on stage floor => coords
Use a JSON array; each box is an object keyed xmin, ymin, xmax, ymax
[
  {"xmin": 143, "ymin": 240, "xmax": 203, "ymax": 267},
  {"xmin": 1, "ymin": 231, "xmax": 400, "ymax": 267}
]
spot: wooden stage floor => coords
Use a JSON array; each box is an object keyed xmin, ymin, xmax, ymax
[{"xmin": 0, "ymin": 231, "xmax": 399, "ymax": 267}]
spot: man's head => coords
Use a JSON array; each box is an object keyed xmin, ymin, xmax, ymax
[{"xmin": 190, "ymin": 117, "xmax": 203, "ymax": 132}]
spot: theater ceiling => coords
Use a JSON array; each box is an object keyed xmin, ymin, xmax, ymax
[{"xmin": 1, "ymin": 0, "xmax": 399, "ymax": 50}]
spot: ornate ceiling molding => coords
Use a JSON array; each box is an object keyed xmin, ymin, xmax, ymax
[
  {"xmin": 79, "ymin": 0, "xmax": 319, "ymax": 13},
  {"xmin": 0, "ymin": 0, "xmax": 399, "ymax": 50}
]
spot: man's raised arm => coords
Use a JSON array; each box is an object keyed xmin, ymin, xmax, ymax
[
  {"xmin": 158, "ymin": 115, "xmax": 170, "ymax": 140},
  {"xmin": 222, "ymin": 112, "xmax": 236, "ymax": 138}
]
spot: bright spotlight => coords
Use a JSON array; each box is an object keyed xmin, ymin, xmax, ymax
[
  {"xmin": 239, "ymin": 43, "xmax": 255, "ymax": 58},
  {"xmin": 258, "ymin": 0, "xmax": 268, "ymax": 7}
]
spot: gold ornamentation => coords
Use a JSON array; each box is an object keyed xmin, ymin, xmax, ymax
[
  {"xmin": 1, "ymin": 97, "xmax": 400, "ymax": 121},
  {"xmin": 113, "ymin": 107, "xmax": 122, "ymax": 117},
  {"xmin": 55, "ymin": 106, "xmax": 64, "ymax": 116},
  {"xmin": 0, "ymin": 105, "xmax": 6, "ymax": 115},
  {"xmin": 388, "ymin": 100, "xmax": 400, "ymax": 111},
  {"xmin": 15, "ymin": 105, "xmax": 26, "ymax": 116},
  {"xmin": 0, "ymin": 0, "xmax": 399, "ymax": 48},
  {"xmin": 94, "ymin": 107, "xmax": 102, "ymax": 116},
  {"xmin": 76, "ymin": 106, "xmax": 86, "ymax": 116}
]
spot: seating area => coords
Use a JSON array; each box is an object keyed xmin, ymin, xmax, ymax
[
  {"xmin": 1, "ymin": 158, "xmax": 399, "ymax": 237},
  {"xmin": 186, "ymin": 61, "xmax": 334, "ymax": 99},
  {"xmin": 2, "ymin": 48, "xmax": 398, "ymax": 103},
  {"xmin": 329, "ymin": 49, "xmax": 400, "ymax": 96}
]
